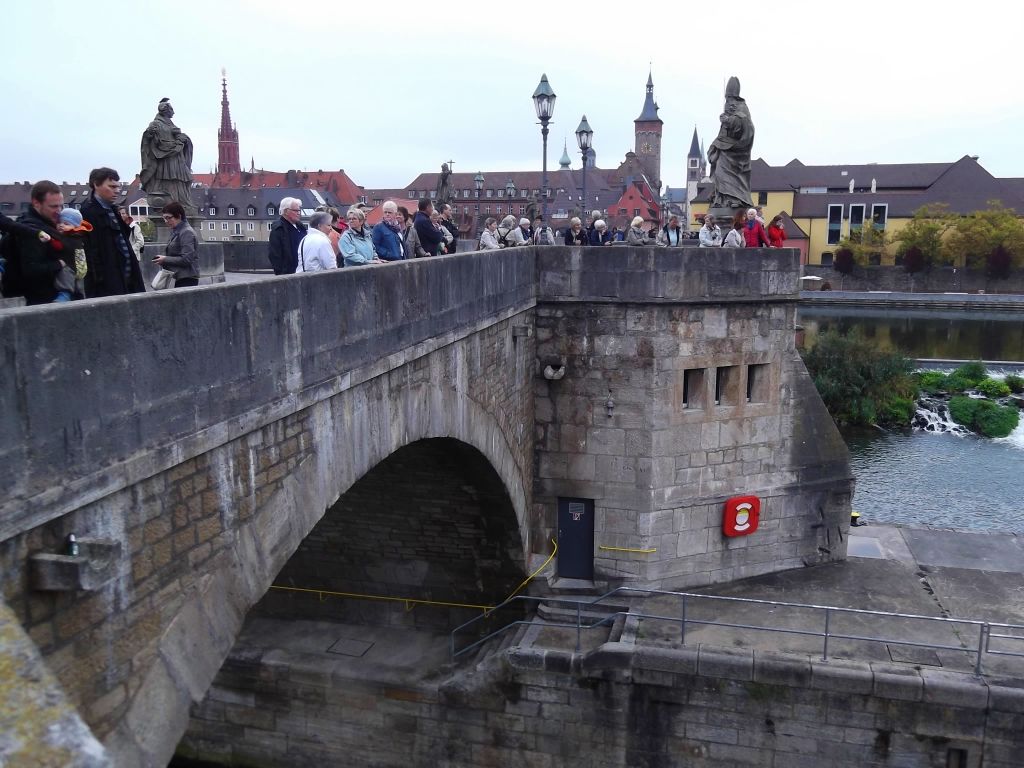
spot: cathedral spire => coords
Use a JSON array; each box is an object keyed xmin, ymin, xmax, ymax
[{"xmin": 217, "ymin": 68, "xmax": 241, "ymax": 176}]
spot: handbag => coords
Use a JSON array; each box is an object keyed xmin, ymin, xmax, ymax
[{"xmin": 151, "ymin": 268, "xmax": 175, "ymax": 291}]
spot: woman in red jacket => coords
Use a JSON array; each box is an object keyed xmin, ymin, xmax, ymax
[
  {"xmin": 767, "ymin": 215, "xmax": 785, "ymax": 248},
  {"xmin": 742, "ymin": 208, "xmax": 770, "ymax": 247}
]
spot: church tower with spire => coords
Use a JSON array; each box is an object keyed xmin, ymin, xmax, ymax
[
  {"xmin": 686, "ymin": 125, "xmax": 705, "ymax": 204},
  {"xmin": 217, "ymin": 69, "xmax": 241, "ymax": 177},
  {"xmin": 634, "ymin": 71, "xmax": 664, "ymax": 193}
]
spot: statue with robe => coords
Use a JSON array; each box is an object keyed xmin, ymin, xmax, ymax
[
  {"xmin": 708, "ymin": 77, "xmax": 754, "ymax": 210},
  {"xmin": 435, "ymin": 163, "xmax": 453, "ymax": 208},
  {"xmin": 140, "ymin": 98, "xmax": 196, "ymax": 216}
]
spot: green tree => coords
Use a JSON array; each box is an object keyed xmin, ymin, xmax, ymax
[
  {"xmin": 138, "ymin": 219, "xmax": 156, "ymax": 241},
  {"xmin": 894, "ymin": 204, "xmax": 953, "ymax": 267},
  {"xmin": 942, "ymin": 201, "xmax": 1024, "ymax": 272},
  {"xmin": 801, "ymin": 330, "xmax": 918, "ymax": 428},
  {"xmin": 837, "ymin": 221, "xmax": 888, "ymax": 267}
]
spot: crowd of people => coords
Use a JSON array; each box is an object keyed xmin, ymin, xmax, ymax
[
  {"xmin": 1, "ymin": 181, "xmax": 790, "ymax": 306},
  {"xmin": 0, "ymin": 169, "xmax": 195, "ymax": 305},
  {"xmin": 698, "ymin": 206, "xmax": 787, "ymax": 249}
]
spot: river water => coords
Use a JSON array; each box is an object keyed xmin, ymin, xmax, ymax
[{"xmin": 798, "ymin": 307, "xmax": 1024, "ymax": 533}]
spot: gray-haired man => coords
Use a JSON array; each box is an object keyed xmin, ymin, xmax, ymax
[{"xmin": 268, "ymin": 196, "xmax": 306, "ymax": 274}]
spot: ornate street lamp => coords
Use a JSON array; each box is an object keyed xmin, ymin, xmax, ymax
[
  {"xmin": 474, "ymin": 172, "xmax": 484, "ymax": 198},
  {"xmin": 506, "ymin": 178, "xmax": 516, "ymax": 198},
  {"xmin": 575, "ymin": 115, "xmax": 593, "ymax": 222},
  {"xmin": 532, "ymin": 74, "xmax": 556, "ymax": 218}
]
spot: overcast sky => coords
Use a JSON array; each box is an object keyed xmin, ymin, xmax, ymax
[{"xmin": 3, "ymin": 0, "xmax": 1023, "ymax": 191}]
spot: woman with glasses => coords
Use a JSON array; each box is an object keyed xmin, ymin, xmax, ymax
[
  {"xmin": 339, "ymin": 208, "xmax": 381, "ymax": 266},
  {"xmin": 153, "ymin": 201, "xmax": 199, "ymax": 287}
]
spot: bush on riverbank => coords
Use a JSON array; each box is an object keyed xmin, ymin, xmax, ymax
[
  {"xmin": 948, "ymin": 396, "xmax": 1019, "ymax": 438},
  {"xmin": 801, "ymin": 330, "xmax": 918, "ymax": 428},
  {"xmin": 1005, "ymin": 374, "xmax": 1024, "ymax": 393}
]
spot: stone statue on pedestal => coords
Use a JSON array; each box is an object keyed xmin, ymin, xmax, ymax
[
  {"xmin": 708, "ymin": 76, "xmax": 754, "ymax": 211},
  {"xmin": 140, "ymin": 98, "xmax": 196, "ymax": 216},
  {"xmin": 435, "ymin": 163, "xmax": 453, "ymax": 208}
]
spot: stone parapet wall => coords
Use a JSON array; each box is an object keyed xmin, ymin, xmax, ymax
[
  {"xmin": 803, "ymin": 263, "xmax": 1024, "ymax": 294},
  {"xmin": 179, "ymin": 641, "xmax": 1023, "ymax": 767}
]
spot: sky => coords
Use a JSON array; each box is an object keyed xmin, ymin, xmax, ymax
[{"xmin": 3, "ymin": 0, "xmax": 1024, "ymax": 191}]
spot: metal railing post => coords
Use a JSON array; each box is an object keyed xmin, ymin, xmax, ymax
[
  {"xmin": 681, "ymin": 595, "xmax": 687, "ymax": 646},
  {"xmin": 823, "ymin": 607, "xmax": 831, "ymax": 661},
  {"xmin": 975, "ymin": 623, "xmax": 988, "ymax": 676},
  {"xmin": 576, "ymin": 603, "xmax": 582, "ymax": 652}
]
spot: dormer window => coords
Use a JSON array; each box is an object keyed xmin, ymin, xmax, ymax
[
  {"xmin": 247, "ymin": 206, "xmax": 256, "ymax": 216},
  {"xmin": 227, "ymin": 206, "xmax": 236, "ymax": 216},
  {"xmin": 267, "ymin": 205, "xmax": 276, "ymax": 216},
  {"xmin": 209, "ymin": 206, "xmax": 217, "ymax": 216}
]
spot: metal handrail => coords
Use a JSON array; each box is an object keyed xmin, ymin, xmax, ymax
[{"xmin": 449, "ymin": 585, "xmax": 1024, "ymax": 675}]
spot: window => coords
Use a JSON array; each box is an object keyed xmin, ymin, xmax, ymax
[
  {"xmin": 521, "ymin": 190, "xmax": 528, "ymax": 198},
  {"xmin": 474, "ymin": 204, "xmax": 479, "ymax": 212},
  {"xmin": 849, "ymin": 204, "xmax": 865, "ymax": 235},
  {"xmin": 871, "ymin": 203, "xmax": 888, "ymax": 231},
  {"xmin": 820, "ymin": 251, "xmax": 834, "ymax": 267},
  {"xmin": 683, "ymin": 369, "xmax": 705, "ymax": 409},
  {"xmin": 486, "ymin": 189, "xmax": 493, "ymax": 198},
  {"xmin": 463, "ymin": 206, "xmax": 469, "ymax": 214},
  {"xmin": 868, "ymin": 252, "xmax": 881, "ymax": 266},
  {"xmin": 227, "ymin": 206, "xmax": 236, "ymax": 216},
  {"xmin": 408, "ymin": 191, "xmax": 415, "ymax": 199},
  {"xmin": 129, "ymin": 205, "xmax": 149, "ymax": 217},
  {"xmin": 360, "ymin": 196, "xmax": 367, "ymax": 204},
  {"xmin": 221, "ymin": 222, "xmax": 228, "ymax": 230},
  {"xmin": 634, "ymin": 208, "xmax": 641, "ymax": 217},
  {"xmin": 483, "ymin": 206, "xmax": 490, "ymax": 214},
  {"xmin": 715, "ymin": 366, "xmax": 739, "ymax": 406},
  {"xmin": 519, "ymin": 205, "xmax": 526, "ymax": 215},
  {"xmin": 247, "ymin": 237, "xmax": 254, "ymax": 241},
  {"xmin": 267, "ymin": 206, "xmax": 276, "ymax": 216},
  {"xmin": 462, "ymin": 190, "xmax": 469, "ymax": 198},
  {"xmin": 619, "ymin": 208, "xmax": 627, "ymax": 215},
  {"xmin": 247, "ymin": 206, "xmax": 256, "ymax": 216},
  {"xmin": 746, "ymin": 364, "xmax": 769, "ymax": 403},
  {"xmin": 496, "ymin": 206, "xmax": 503, "ymax": 215},
  {"xmin": 246, "ymin": 222, "xmax": 254, "ymax": 231},
  {"xmin": 234, "ymin": 223, "xmax": 241, "ymax": 235},
  {"xmin": 827, "ymin": 204, "xmax": 843, "ymax": 245},
  {"xmin": 689, "ymin": 158, "xmax": 698, "ymax": 168},
  {"xmin": 266, "ymin": 223, "xmax": 273, "ymax": 231},
  {"xmin": 497, "ymin": 190, "xmax": 504, "ymax": 198},
  {"xmin": 209, "ymin": 206, "xmax": 217, "ymax": 216},
  {"xmin": 207, "ymin": 222, "xmax": 216, "ymax": 230},
  {"xmin": 428, "ymin": 191, "xmax": 435, "ymax": 199},
  {"xmin": 757, "ymin": 191, "xmax": 767, "ymax": 205}
]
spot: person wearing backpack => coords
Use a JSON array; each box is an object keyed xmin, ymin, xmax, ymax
[
  {"xmin": 496, "ymin": 215, "xmax": 517, "ymax": 248},
  {"xmin": 532, "ymin": 216, "xmax": 554, "ymax": 246}
]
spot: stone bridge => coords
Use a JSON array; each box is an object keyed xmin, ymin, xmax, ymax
[{"xmin": 0, "ymin": 245, "xmax": 850, "ymax": 766}]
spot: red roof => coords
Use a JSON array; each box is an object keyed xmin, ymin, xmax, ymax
[{"xmin": 193, "ymin": 168, "xmax": 364, "ymax": 203}]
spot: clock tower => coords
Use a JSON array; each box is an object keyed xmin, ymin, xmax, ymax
[{"xmin": 634, "ymin": 71, "xmax": 663, "ymax": 193}]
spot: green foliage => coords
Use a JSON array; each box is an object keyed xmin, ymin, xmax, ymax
[
  {"xmin": 953, "ymin": 361, "xmax": 987, "ymax": 386},
  {"xmin": 1004, "ymin": 374, "xmax": 1024, "ymax": 393},
  {"xmin": 976, "ymin": 378, "xmax": 1011, "ymax": 398},
  {"xmin": 801, "ymin": 330, "xmax": 918, "ymax": 428},
  {"xmin": 942, "ymin": 201, "xmax": 1024, "ymax": 271},
  {"xmin": 837, "ymin": 224, "xmax": 888, "ymax": 267},
  {"xmin": 833, "ymin": 247, "xmax": 855, "ymax": 274},
  {"xmin": 138, "ymin": 219, "xmax": 155, "ymax": 241},
  {"xmin": 914, "ymin": 370, "xmax": 948, "ymax": 394},
  {"xmin": 895, "ymin": 205, "xmax": 953, "ymax": 266},
  {"xmin": 948, "ymin": 396, "xmax": 1019, "ymax": 438}
]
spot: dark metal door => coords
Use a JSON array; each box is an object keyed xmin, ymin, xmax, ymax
[{"xmin": 557, "ymin": 498, "xmax": 594, "ymax": 579}]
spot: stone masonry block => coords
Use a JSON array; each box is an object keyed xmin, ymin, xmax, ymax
[
  {"xmin": 870, "ymin": 663, "xmax": 923, "ymax": 702},
  {"xmin": 753, "ymin": 651, "xmax": 812, "ymax": 688},
  {"xmin": 698, "ymin": 647, "xmax": 753, "ymax": 681},
  {"xmin": 920, "ymin": 669, "xmax": 989, "ymax": 709},
  {"xmin": 810, "ymin": 659, "xmax": 874, "ymax": 695}
]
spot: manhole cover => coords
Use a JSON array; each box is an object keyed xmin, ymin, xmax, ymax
[
  {"xmin": 327, "ymin": 637, "xmax": 373, "ymax": 657},
  {"xmin": 887, "ymin": 644, "xmax": 942, "ymax": 666}
]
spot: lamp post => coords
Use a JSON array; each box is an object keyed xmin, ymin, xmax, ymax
[
  {"xmin": 532, "ymin": 74, "xmax": 556, "ymax": 219},
  {"xmin": 474, "ymin": 172, "xmax": 484, "ymax": 236},
  {"xmin": 575, "ymin": 115, "xmax": 593, "ymax": 222}
]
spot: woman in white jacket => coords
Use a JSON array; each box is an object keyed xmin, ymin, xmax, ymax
[
  {"xmin": 298, "ymin": 211, "xmax": 338, "ymax": 271},
  {"xmin": 479, "ymin": 218, "xmax": 501, "ymax": 250}
]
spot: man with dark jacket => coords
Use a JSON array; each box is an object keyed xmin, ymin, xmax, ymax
[
  {"xmin": 439, "ymin": 203, "xmax": 458, "ymax": 254},
  {"xmin": 80, "ymin": 167, "xmax": 145, "ymax": 296},
  {"xmin": 268, "ymin": 196, "xmax": 306, "ymax": 274},
  {"xmin": 413, "ymin": 198, "xmax": 443, "ymax": 257},
  {"xmin": 0, "ymin": 180, "xmax": 66, "ymax": 304}
]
